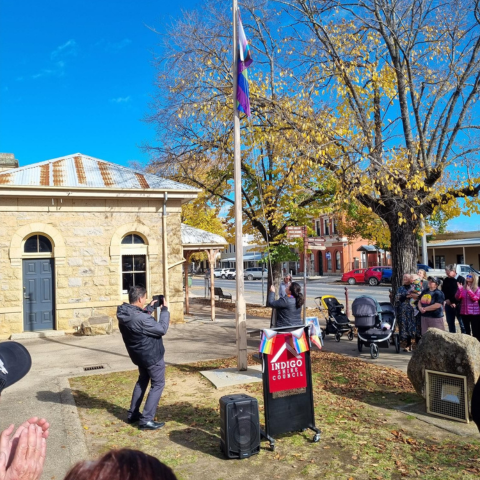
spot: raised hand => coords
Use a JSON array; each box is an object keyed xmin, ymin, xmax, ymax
[
  {"xmin": 3, "ymin": 424, "xmax": 46, "ymax": 480},
  {"xmin": 0, "ymin": 419, "xmax": 49, "ymax": 480}
]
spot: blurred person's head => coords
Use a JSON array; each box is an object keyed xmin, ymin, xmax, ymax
[
  {"xmin": 417, "ymin": 269, "xmax": 427, "ymax": 280},
  {"xmin": 403, "ymin": 274, "xmax": 412, "ymax": 285},
  {"xmin": 445, "ymin": 265, "xmax": 457, "ymax": 278},
  {"xmin": 64, "ymin": 449, "xmax": 177, "ymax": 480},
  {"xmin": 288, "ymin": 282, "xmax": 305, "ymax": 309},
  {"xmin": 465, "ymin": 273, "xmax": 478, "ymax": 290},
  {"xmin": 427, "ymin": 276, "xmax": 442, "ymax": 290},
  {"xmin": 128, "ymin": 286, "xmax": 147, "ymax": 307}
]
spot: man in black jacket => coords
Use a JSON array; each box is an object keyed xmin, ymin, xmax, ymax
[
  {"xmin": 442, "ymin": 265, "xmax": 465, "ymax": 334},
  {"xmin": 117, "ymin": 285, "xmax": 170, "ymax": 430}
]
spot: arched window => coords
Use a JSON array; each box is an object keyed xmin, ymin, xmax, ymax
[
  {"xmin": 121, "ymin": 233, "xmax": 147, "ymax": 292},
  {"xmin": 121, "ymin": 234, "xmax": 145, "ymax": 245},
  {"xmin": 335, "ymin": 251, "xmax": 341, "ymax": 271},
  {"xmin": 24, "ymin": 235, "xmax": 52, "ymax": 253}
]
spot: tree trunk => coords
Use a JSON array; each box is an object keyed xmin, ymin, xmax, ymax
[
  {"xmin": 267, "ymin": 262, "xmax": 283, "ymax": 300},
  {"xmin": 387, "ymin": 221, "xmax": 418, "ymax": 297}
]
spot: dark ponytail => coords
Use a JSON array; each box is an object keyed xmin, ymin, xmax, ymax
[{"xmin": 290, "ymin": 282, "xmax": 304, "ymax": 309}]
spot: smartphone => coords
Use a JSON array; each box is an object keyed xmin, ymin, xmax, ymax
[{"xmin": 152, "ymin": 294, "xmax": 164, "ymax": 306}]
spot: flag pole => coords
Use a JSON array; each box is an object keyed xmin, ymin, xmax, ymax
[{"xmin": 233, "ymin": 0, "xmax": 248, "ymax": 371}]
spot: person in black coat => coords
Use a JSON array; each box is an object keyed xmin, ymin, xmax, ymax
[
  {"xmin": 117, "ymin": 286, "xmax": 170, "ymax": 430},
  {"xmin": 267, "ymin": 281, "xmax": 304, "ymax": 328},
  {"xmin": 442, "ymin": 265, "xmax": 466, "ymax": 333}
]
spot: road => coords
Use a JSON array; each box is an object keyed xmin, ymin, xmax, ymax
[{"xmin": 191, "ymin": 277, "xmax": 391, "ymax": 306}]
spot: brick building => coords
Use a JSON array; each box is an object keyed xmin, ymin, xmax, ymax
[{"xmin": 300, "ymin": 215, "xmax": 390, "ymax": 275}]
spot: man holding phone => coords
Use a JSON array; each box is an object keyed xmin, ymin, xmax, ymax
[{"xmin": 117, "ymin": 285, "xmax": 170, "ymax": 430}]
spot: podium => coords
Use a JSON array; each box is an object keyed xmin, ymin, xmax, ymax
[{"xmin": 260, "ymin": 325, "xmax": 321, "ymax": 450}]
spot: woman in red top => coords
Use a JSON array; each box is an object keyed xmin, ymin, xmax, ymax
[{"xmin": 455, "ymin": 273, "xmax": 480, "ymax": 341}]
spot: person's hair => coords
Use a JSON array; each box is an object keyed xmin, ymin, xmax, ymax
[
  {"xmin": 466, "ymin": 272, "xmax": 479, "ymax": 291},
  {"xmin": 445, "ymin": 264, "xmax": 456, "ymax": 273},
  {"xmin": 417, "ymin": 269, "xmax": 427, "ymax": 279},
  {"xmin": 128, "ymin": 286, "xmax": 147, "ymax": 304},
  {"xmin": 64, "ymin": 449, "xmax": 177, "ymax": 480},
  {"xmin": 427, "ymin": 276, "xmax": 442, "ymax": 287},
  {"xmin": 289, "ymin": 282, "xmax": 304, "ymax": 309}
]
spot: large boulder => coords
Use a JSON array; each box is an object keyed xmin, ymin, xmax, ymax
[
  {"xmin": 79, "ymin": 315, "xmax": 113, "ymax": 336},
  {"xmin": 407, "ymin": 329, "xmax": 480, "ymax": 413}
]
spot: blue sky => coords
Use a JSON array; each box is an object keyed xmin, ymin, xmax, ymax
[
  {"xmin": 1, "ymin": 0, "xmax": 479, "ymax": 232},
  {"xmin": 0, "ymin": 0, "xmax": 198, "ymax": 168}
]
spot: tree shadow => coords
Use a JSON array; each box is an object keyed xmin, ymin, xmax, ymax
[{"xmin": 36, "ymin": 388, "xmax": 130, "ymax": 423}]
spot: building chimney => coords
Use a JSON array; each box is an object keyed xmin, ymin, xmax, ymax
[{"xmin": 0, "ymin": 153, "xmax": 19, "ymax": 172}]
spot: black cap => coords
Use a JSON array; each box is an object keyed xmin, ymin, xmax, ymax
[
  {"xmin": 0, "ymin": 342, "xmax": 32, "ymax": 394},
  {"xmin": 427, "ymin": 276, "xmax": 442, "ymax": 285}
]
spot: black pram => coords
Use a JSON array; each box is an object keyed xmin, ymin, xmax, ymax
[
  {"xmin": 315, "ymin": 295, "xmax": 354, "ymax": 342},
  {"xmin": 352, "ymin": 296, "xmax": 400, "ymax": 359}
]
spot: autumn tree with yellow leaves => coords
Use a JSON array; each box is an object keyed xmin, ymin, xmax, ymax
[
  {"xmin": 146, "ymin": 0, "xmax": 480, "ymax": 292},
  {"xmin": 145, "ymin": 0, "xmax": 335, "ymax": 286},
  {"xmin": 277, "ymin": 0, "xmax": 480, "ymax": 290}
]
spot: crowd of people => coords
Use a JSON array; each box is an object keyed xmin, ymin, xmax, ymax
[{"xmin": 395, "ymin": 264, "xmax": 480, "ymax": 351}]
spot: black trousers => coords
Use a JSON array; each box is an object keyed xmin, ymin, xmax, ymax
[
  {"xmin": 128, "ymin": 358, "xmax": 166, "ymax": 425},
  {"xmin": 462, "ymin": 315, "xmax": 480, "ymax": 342}
]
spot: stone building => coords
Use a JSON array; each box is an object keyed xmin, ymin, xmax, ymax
[{"xmin": 0, "ymin": 153, "xmax": 199, "ymax": 338}]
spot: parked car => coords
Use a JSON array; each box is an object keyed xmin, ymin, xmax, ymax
[
  {"xmin": 226, "ymin": 269, "xmax": 236, "ymax": 279},
  {"xmin": 364, "ymin": 266, "xmax": 391, "ymax": 286},
  {"xmin": 341, "ymin": 268, "xmax": 366, "ymax": 285},
  {"xmin": 419, "ymin": 263, "xmax": 480, "ymax": 279},
  {"xmin": 244, "ymin": 267, "xmax": 268, "ymax": 280},
  {"xmin": 213, "ymin": 268, "xmax": 228, "ymax": 278}
]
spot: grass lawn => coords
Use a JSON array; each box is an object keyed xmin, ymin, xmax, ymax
[{"xmin": 69, "ymin": 352, "xmax": 480, "ymax": 480}]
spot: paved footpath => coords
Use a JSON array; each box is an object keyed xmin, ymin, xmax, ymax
[{"xmin": 0, "ymin": 304, "xmax": 412, "ymax": 479}]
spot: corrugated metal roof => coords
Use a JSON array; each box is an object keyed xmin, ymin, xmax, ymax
[
  {"xmin": 181, "ymin": 224, "xmax": 227, "ymax": 246},
  {"xmin": 0, "ymin": 153, "xmax": 197, "ymax": 190},
  {"xmin": 427, "ymin": 238, "xmax": 480, "ymax": 247}
]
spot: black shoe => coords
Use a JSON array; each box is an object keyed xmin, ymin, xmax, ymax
[
  {"xmin": 138, "ymin": 421, "xmax": 165, "ymax": 430},
  {"xmin": 126, "ymin": 416, "xmax": 140, "ymax": 424}
]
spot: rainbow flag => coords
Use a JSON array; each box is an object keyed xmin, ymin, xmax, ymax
[
  {"xmin": 237, "ymin": 9, "xmax": 253, "ymax": 117},
  {"xmin": 310, "ymin": 334, "xmax": 323, "ymax": 350},
  {"xmin": 259, "ymin": 329, "xmax": 276, "ymax": 355},
  {"xmin": 290, "ymin": 327, "xmax": 309, "ymax": 354}
]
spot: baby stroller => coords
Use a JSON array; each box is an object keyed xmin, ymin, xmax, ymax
[
  {"xmin": 352, "ymin": 296, "xmax": 400, "ymax": 359},
  {"xmin": 315, "ymin": 295, "xmax": 355, "ymax": 342}
]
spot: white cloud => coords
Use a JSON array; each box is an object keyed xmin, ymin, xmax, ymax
[
  {"xmin": 108, "ymin": 38, "xmax": 132, "ymax": 51},
  {"xmin": 110, "ymin": 96, "xmax": 131, "ymax": 104},
  {"xmin": 31, "ymin": 61, "xmax": 66, "ymax": 79},
  {"xmin": 50, "ymin": 39, "xmax": 78, "ymax": 60}
]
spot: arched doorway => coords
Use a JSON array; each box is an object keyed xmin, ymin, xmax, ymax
[{"xmin": 22, "ymin": 234, "xmax": 55, "ymax": 331}]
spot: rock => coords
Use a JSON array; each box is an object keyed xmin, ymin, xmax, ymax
[
  {"xmin": 407, "ymin": 329, "xmax": 480, "ymax": 413},
  {"xmin": 79, "ymin": 315, "xmax": 113, "ymax": 336}
]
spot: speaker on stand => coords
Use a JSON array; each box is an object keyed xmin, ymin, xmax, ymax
[{"xmin": 219, "ymin": 394, "xmax": 261, "ymax": 459}]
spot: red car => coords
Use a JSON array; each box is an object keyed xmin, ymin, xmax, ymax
[
  {"xmin": 341, "ymin": 268, "xmax": 366, "ymax": 285},
  {"xmin": 364, "ymin": 266, "xmax": 391, "ymax": 286}
]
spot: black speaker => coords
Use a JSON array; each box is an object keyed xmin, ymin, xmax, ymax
[{"xmin": 219, "ymin": 394, "xmax": 261, "ymax": 459}]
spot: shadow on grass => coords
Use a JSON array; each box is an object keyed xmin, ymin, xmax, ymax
[
  {"xmin": 37, "ymin": 388, "xmax": 130, "ymax": 423},
  {"xmin": 40, "ymin": 385, "xmax": 228, "ymax": 458}
]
